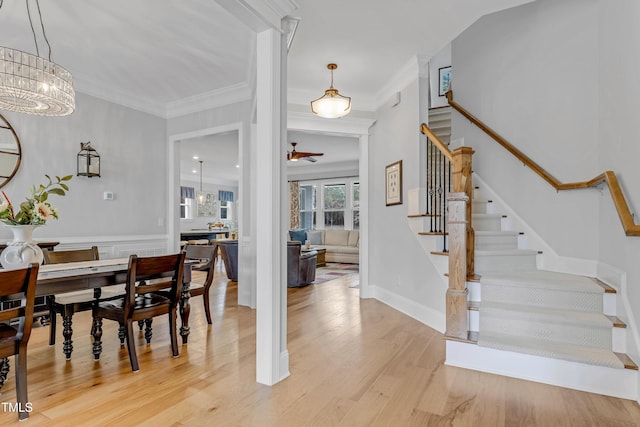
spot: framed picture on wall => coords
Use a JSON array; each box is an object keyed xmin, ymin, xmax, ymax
[
  {"xmin": 438, "ymin": 66, "xmax": 452, "ymax": 96},
  {"xmin": 385, "ymin": 160, "xmax": 403, "ymax": 206}
]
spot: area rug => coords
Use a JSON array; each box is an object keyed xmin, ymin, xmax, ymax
[{"xmin": 314, "ymin": 263, "xmax": 359, "ymax": 287}]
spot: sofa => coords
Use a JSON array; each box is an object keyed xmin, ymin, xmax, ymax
[
  {"xmin": 289, "ymin": 229, "xmax": 359, "ymax": 264},
  {"xmin": 287, "ymin": 242, "xmax": 317, "ymax": 287}
]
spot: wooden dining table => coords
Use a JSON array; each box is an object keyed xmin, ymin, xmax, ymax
[{"xmin": 0, "ymin": 257, "xmax": 194, "ymax": 389}]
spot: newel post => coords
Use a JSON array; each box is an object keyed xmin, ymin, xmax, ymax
[
  {"xmin": 451, "ymin": 146, "xmax": 475, "ymax": 279},
  {"xmin": 446, "ymin": 193, "xmax": 469, "ymax": 339}
]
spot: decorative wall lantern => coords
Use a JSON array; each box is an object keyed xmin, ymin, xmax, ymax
[{"xmin": 77, "ymin": 142, "xmax": 100, "ymax": 177}]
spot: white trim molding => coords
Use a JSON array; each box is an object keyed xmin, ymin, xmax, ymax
[{"xmin": 166, "ymin": 83, "xmax": 252, "ymax": 119}]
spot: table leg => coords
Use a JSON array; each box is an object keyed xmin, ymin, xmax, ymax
[
  {"xmin": 180, "ymin": 282, "xmax": 191, "ymax": 344},
  {"xmin": 0, "ymin": 357, "xmax": 9, "ymax": 390}
]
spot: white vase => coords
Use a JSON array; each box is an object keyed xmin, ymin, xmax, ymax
[{"xmin": 0, "ymin": 224, "xmax": 44, "ymax": 270}]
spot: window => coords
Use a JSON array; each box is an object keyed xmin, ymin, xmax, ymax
[
  {"xmin": 180, "ymin": 197, "xmax": 193, "ymax": 220},
  {"xmin": 294, "ymin": 178, "xmax": 358, "ymax": 230},
  {"xmin": 299, "ymin": 185, "xmax": 317, "ymax": 230},
  {"xmin": 219, "ymin": 201, "xmax": 232, "ymax": 220},
  {"xmin": 323, "ymin": 184, "xmax": 346, "ymax": 229}
]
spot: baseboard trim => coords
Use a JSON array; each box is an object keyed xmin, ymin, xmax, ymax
[
  {"xmin": 370, "ymin": 285, "xmax": 445, "ymax": 334},
  {"xmin": 446, "ymin": 340, "xmax": 639, "ymax": 400}
]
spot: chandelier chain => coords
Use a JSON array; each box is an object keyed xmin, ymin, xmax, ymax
[{"xmin": 25, "ymin": 0, "xmax": 53, "ymax": 61}]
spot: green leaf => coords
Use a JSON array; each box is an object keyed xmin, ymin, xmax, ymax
[
  {"xmin": 62, "ymin": 175, "xmax": 73, "ymax": 181},
  {"xmin": 47, "ymin": 188, "xmax": 65, "ymax": 196},
  {"xmin": 60, "ymin": 183, "xmax": 69, "ymax": 191},
  {"xmin": 40, "ymin": 192, "xmax": 48, "ymax": 202}
]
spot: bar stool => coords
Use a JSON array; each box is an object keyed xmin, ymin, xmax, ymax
[{"xmin": 187, "ymin": 239, "xmax": 209, "ymax": 245}]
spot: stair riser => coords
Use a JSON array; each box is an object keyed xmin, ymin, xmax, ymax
[
  {"xmin": 473, "ymin": 215, "xmax": 502, "ymax": 231},
  {"xmin": 475, "ymin": 234, "xmax": 519, "ymax": 250},
  {"xmin": 472, "ymin": 201, "xmax": 488, "ymax": 214},
  {"xmin": 479, "ymin": 314, "xmax": 613, "ymax": 349},
  {"xmin": 482, "ymin": 284, "xmax": 603, "ymax": 313},
  {"xmin": 475, "ymin": 253, "xmax": 537, "ymax": 272}
]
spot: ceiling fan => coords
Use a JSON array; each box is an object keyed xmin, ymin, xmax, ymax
[{"xmin": 287, "ymin": 142, "xmax": 324, "ymax": 162}]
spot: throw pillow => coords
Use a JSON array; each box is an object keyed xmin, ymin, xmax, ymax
[
  {"xmin": 289, "ymin": 229, "xmax": 307, "ymax": 243},
  {"xmin": 307, "ymin": 230, "xmax": 322, "ymax": 245}
]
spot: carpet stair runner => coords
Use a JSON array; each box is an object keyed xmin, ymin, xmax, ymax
[{"xmin": 474, "ymin": 204, "xmax": 636, "ymax": 371}]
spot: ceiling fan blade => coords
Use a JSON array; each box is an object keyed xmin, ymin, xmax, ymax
[
  {"xmin": 293, "ymin": 151, "xmax": 324, "ymax": 158},
  {"xmin": 303, "ymin": 156, "xmax": 318, "ymax": 162}
]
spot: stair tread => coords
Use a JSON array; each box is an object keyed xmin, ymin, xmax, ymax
[
  {"xmin": 615, "ymin": 352, "xmax": 639, "ymax": 370},
  {"xmin": 473, "ymin": 213, "xmax": 503, "ymax": 219},
  {"xmin": 445, "ymin": 330, "xmax": 478, "ymax": 344},
  {"xmin": 475, "ymin": 230, "xmax": 520, "ymax": 236},
  {"xmin": 480, "ymin": 270, "xmax": 606, "ymax": 294},
  {"xmin": 431, "ymin": 251, "xmax": 448, "ymax": 256},
  {"xmin": 418, "ymin": 232, "xmax": 448, "ymax": 236},
  {"xmin": 478, "ymin": 331, "xmax": 627, "ymax": 369},
  {"xmin": 475, "ymin": 249, "xmax": 539, "ymax": 256},
  {"xmin": 407, "ymin": 213, "xmax": 441, "ymax": 218},
  {"xmin": 605, "ymin": 315, "xmax": 627, "ymax": 328},
  {"xmin": 480, "ymin": 301, "xmax": 615, "ymax": 327}
]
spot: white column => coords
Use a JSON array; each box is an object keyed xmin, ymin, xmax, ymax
[{"xmin": 255, "ymin": 26, "xmax": 289, "ymax": 385}]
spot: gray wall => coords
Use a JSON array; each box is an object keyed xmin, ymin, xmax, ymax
[
  {"xmin": 368, "ymin": 77, "xmax": 447, "ymax": 321},
  {"xmin": 0, "ymin": 92, "xmax": 167, "ymax": 241},
  {"xmin": 451, "ymin": 0, "xmax": 640, "ymax": 375}
]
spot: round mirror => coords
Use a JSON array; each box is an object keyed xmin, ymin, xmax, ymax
[{"xmin": 0, "ymin": 113, "xmax": 21, "ymax": 189}]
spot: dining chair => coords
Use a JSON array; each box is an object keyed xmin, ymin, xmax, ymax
[
  {"xmin": 91, "ymin": 252, "xmax": 186, "ymax": 372},
  {"xmin": 0, "ymin": 263, "xmax": 39, "ymax": 421},
  {"xmin": 182, "ymin": 244, "xmax": 217, "ymax": 324},
  {"xmin": 44, "ymin": 246, "xmax": 124, "ymax": 360}
]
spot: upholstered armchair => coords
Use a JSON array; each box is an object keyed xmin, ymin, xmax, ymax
[
  {"xmin": 287, "ymin": 241, "xmax": 317, "ymax": 288},
  {"xmin": 218, "ymin": 240, "xmax": 238, "ymax": 281}
]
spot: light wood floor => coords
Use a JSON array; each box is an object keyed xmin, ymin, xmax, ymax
[{"xmin": 1, "ymin": 264, "xmax": 640, "ymax": 426}]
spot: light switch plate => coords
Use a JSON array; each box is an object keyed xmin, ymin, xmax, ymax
[{"xmin": 103, "ymin": 191, "xmax": 114, "ymax": 200}]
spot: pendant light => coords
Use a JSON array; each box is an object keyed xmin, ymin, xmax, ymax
[
  {"xmin": 197, "ymin": 160, "xmax": 204, "ymax": 203},
  {"xmin": 310, "ymin": 63, "xmax": 351, "ymax": 119},
  {"xmin": 0, "ymin": 0, "xmax": 75, "ymax": 116}
]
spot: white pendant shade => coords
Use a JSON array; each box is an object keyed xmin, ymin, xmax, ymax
[
  {"xmin": 311, "ymin": 89, "xmax": 351, "ymax": 119},
  {"xmin": 310, "ymin": 63, "xmax": 351, "ymax": 119}
]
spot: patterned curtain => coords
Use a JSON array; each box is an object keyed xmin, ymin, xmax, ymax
[{"xmin": 289, "ymin": 181, "xmax": 300, "ymax": 230}]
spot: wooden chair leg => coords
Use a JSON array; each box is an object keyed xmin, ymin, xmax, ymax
[
  {"xmin": 125, "ymin": 320, "xmax": 139, "ymax": 372},
  {"xmin": 137, "ymin": 320, "xmax": 144, "ymax": 331},
  {"xmin": 15, "ymin": 350, "xmax": 29, "ymax": 420},
  {"xmin": 49, "ymin": 309, "xmax": 57, "ymax": 346},
  {"xmin": 169, "ymin": 309, "xmax": 179, "ymax": 358},
  {"xmin": 203, "ymin": 292, "xmax": 212, "ymax": 325}
]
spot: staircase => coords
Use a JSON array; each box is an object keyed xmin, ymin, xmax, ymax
[{"xmin": 409, "ymin": 108, "xmax": 639, "ymax": 400}]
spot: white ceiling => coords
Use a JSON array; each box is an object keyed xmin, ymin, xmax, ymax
[{"xmin": 0, "ymin": 0, "xmax": 533, "ymax": 183}]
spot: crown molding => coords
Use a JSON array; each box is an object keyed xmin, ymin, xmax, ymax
[
  {"xmin": 287, "ymin": 110, "xmax": 376, "ymax": 136},
  {"xmin": 166, "ymin": 83, "xmax": 252, "ymax": 119},
  {"xmin": 74, "ymin": 77, "xmax": 167, "ymax": 118},
  {"xmin": 374, "ymin": 55, "xmax": 430, "ymax": 111},
  {"xmin": 215, "ymin": 0, "xmax": 299, "ymax": 32}
]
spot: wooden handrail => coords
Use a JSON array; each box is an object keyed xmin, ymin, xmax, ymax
[
  {"xmin": 446, "ymin": 91, "xmax": 640, "ymax": 236},
  {"xmin": 420, "ymin": 123, "xmax": 453, "ymax": 161}
]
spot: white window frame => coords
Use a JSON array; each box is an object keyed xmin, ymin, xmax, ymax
[
  {"xmin": 180, "ymin": 197, "xmax": 194, "ymax": 221},
  {"xmin": 296, "ymin": 177, "xmax": 359, "ymax": 230}
]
